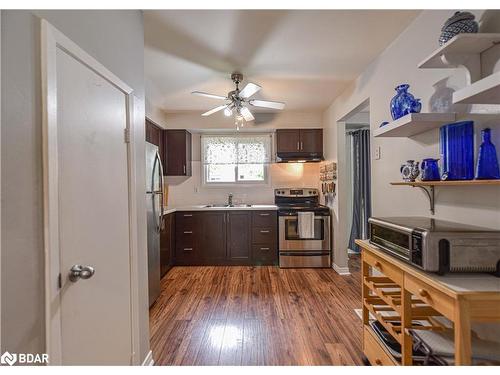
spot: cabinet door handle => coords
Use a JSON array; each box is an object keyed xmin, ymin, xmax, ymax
[
  {"xmin": 183, "ymin": 247, "xmax": 193, "ymax": 252},
  {"xmin": 297, "ymin": 141, "xmax": 300, "ymax": 150},
  {"xmin": 260, "ymin": 230, "xmax": 270, "ymax": 233},
  {"xmin": 183, "ymin": 231, "xmax": 192, "ymax": 234},
  {"xmin": 260, "ymin": 247, "xmax": 270, "ymax": 251},
  {"xmin": 300, "ymin": 141, "xmax": 303, "ymax": 150},
  {"xmin": 374, "ymin": 358, "xmax": 382, "ymax": 365},
  {"xmin": 183, "ymin": 165, "xmax": 186, "ymax": 174},
  {"xmin": 259, "ymin": 213, "xmax": 270, "ymax": 216},
  {"xmin": 183, "ymin": 214, "xmax": 193, "ymax": 217}
]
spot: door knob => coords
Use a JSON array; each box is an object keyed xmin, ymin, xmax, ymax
[{"xmin": 69, "ymin": 265, "xmax": 95, "ymax": 282}]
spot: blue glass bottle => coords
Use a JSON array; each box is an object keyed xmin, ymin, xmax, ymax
[
  {"xmin": 440, "ymin": 121, "xmax": 474, "ymax": 180},
  {"xmin": 475, "ymin": 128, "xmax": 500, "ymax": 179}
]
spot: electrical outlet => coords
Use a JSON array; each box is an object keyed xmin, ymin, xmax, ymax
[{"xmin": 374, "ymin": 146, "xmax": 381, "ymax": 160}]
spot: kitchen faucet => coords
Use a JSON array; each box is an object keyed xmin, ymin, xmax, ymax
[{"xmin": 228, "ymin": 193, "xmax": 233, "ymax": 207}]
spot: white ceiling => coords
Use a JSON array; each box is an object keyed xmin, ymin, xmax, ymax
[{"xmin": 144, "ymin": 10, "xmax": 420, "ymax": 113}]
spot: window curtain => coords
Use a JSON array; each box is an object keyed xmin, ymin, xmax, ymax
[
  {"xmin": 348, "ymin": 129, "xmax": 371, "ymax": 252},
  {"xmin": 201, "ymin": 135, "xmax": 272, "ymax": 164}
]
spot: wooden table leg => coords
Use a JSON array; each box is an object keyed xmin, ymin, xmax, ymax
[
  {"xmin": 454, "ymin": 298, "xmax": 471, "ymax": 365},
  {"xmin": 401, "ymin": 289, "xmax": 413, "ymax": 366},
  {"xmin": 361, "ymin": 254, "xmax": 370, "ymax": 327}
]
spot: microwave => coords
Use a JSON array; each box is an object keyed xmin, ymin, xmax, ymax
[{"xmin": 368, "ymin": 217, "xmax": 500, "ymax": 276}]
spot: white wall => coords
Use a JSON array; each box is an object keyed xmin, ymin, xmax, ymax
[
  {"xmin": 323, "ymin": 9, "xmax": 500, "ymax": 341},
  {"xmin": 1, "ymin": 10, "xmax": 150, "ymax": 362},
  {"xmin": 146, "ymin": 110, "xmax": 324, "ymax": 206}
]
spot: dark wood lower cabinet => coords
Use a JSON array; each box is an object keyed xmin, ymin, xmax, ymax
[
  {"xmin": 160, "ymin": 213, "xmax": 174, "ymax": 277},
  {"xmin": 201, "ymin": 212, "xmax": 227, "ymax": 263},
  {"xmin": 173, "ymin": 210, "xmax": 277, "ymax": 266},
  {"xmin": 251, "ymin": 211, "xmax": 278, "ymax": 266},
  {"xmin": 174, "ymin": 212, "xmax": 200, "ymax": 265},
  {"xmin": 227, "ymin": 211, "xmax": 251, "ymax": 263}
]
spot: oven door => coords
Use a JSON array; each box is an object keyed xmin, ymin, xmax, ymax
[{"xmin": 279, "ymin": 215, "xmax": 331, "ymax": 251}]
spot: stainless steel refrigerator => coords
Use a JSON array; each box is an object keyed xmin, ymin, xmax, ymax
[{"xmin": 146, "ymin": 142, "xmax": 164, "ymax": 307}]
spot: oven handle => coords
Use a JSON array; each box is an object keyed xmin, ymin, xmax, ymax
[{"xmin": 282, "ymin": 215, "xmax": 329, "ymax": 219}]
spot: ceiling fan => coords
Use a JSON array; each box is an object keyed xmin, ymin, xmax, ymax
[{"xmin": 191, "ymin": 73, "xmax": 285, "ymax": 125}]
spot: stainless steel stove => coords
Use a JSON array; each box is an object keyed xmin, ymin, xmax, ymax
[{"xmin": 275, "ymin": 188, "xmax": 331, "ymax": 268}]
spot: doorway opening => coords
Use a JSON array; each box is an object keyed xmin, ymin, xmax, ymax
[{"xmin": 338, "ymin": 100, "xmax": 372, "ymax": 258}]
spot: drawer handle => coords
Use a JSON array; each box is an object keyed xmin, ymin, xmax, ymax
[
  {"xmin": 418, "ymin": 288, "xmax": 429, "ymax": 298},
  {"xmin": 260, "ymin": 247, "xmax": 270, "ymax": 251},
  {"xmin": 260, "ymin": 230, "xmax": 270, "ymax": 233},
  {"xmin": 374, "ymin": 358, "xmax": 382, "ymax": 365},
  {"xmin": 183, "ymin": 248, "xmax": 193, "ymax": 251},
  {"xmin": 259, "ymin": 213, "xmax": 270, "ymax": 216},
  {"xmin": 374, "ymin": 261, "xmax": 382, "ymax": 269},
  {"xmin": 183, "ymin": 214, "xmax": 193, "ymax": 217},
  {"xmin": 183, "ymin": 231, "xmax": 193, "ymax": 234}
]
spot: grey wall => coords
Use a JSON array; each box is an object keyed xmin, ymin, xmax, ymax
[{"xmin": 1, "ymin": 10, "xmax": 150, "ymax": 362}]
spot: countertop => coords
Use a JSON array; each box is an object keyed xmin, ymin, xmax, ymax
[{"xmin": 163, "ymin": 204, "xmax": 278, "ymax": 215}]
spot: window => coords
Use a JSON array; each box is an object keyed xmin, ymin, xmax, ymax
[{"xmin": 201, "ymin": 134, "xmax": 272, "ymax": 185}]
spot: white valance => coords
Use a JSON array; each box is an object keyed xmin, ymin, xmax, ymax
[{"xmin": 201, "ymin": 134, "xmax": 272, "ymax": 164}]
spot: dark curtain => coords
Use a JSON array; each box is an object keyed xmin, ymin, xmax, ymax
[{"xmin": 348, "ymin": 129, "xmax": 371, "ymax": 252}]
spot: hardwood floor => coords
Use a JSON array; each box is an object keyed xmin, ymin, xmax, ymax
[{"xmin": 150, "ymin": 255, "xmax": 363, "ymax": 365}]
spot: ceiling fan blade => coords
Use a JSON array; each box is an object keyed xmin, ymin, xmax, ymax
[
  {"xmin": 239, "ymin": 83, "xmax": 261, "ymax": 99},
  {"xmin": 192, "ymin": 91, "xmax": 227, "ymax": 100},
  {"xmin": 201, "ymin": 105, "xmax": 228, "ymax": 116},
  {"xmin": 249, "ymin": 99, "xmax": 285, "ymax": 110},
  {"xmin": 240, "ymin": 107, "xmax": 255, "ymax": 122}
]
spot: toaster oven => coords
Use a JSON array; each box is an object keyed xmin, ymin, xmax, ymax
[{"xmin": 368, "ymin": 217, "xmax": 500, "ymax": 276}]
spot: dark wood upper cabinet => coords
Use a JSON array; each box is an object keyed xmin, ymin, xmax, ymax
[
  {"xmin": 227, "ymin": 211, "xmax": 251, "ymax": 262},
  {"xmin": 145, "ymin": 118, "xmax": 166, "ymax": 174},
  {"xmin": 275, "ymin": 128, "xmax": 323, "ymax": 156},
  {"xmin": 300, "ymin": 129, "xmax": 323, "ymax": 154},
  {"xmin": 276, "ymin": 129, "xmax": 301, "ymax": 152},
  {"xmin": 165, "ymin": 130, "xmax": 192, "ymax": 176}
]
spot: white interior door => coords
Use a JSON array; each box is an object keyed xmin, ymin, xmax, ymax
[{"xmin": 42, "ymin": 20, "xmax": 137, "ymax": 365}]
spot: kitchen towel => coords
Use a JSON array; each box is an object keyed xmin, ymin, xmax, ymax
[{"xmin": 298, "ymin": 212, "xmax": 315, "ymax": 239}]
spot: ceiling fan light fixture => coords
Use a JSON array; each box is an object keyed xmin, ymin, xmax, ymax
[
  {"xmin": 192, "ymin": 73, "xmax": 285, "ymax": 128},
  {"xmin": 224, "ymin": 107, "xmax": 232, "ymax": 117}
]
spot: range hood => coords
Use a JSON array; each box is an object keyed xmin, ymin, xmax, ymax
[{"xmin": 276, "ymin": 151, "xmax": 324, "ymax": 163}]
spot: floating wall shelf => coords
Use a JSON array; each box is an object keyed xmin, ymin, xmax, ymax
[
  {"xmin": 418, "ymin": 33, "xmax": 500, "ymax": 69},
  {"xmin": 453, "ymin": 71, "xmax": 500, "ymax": 104},
  {"xmin": 373, "ymin": 113, "xmax": 456, "ymax": 138},
  {"xmin": 418, "ymin": 33, "xmax": 500, "ymax": 85},
  {"xmin": 390, "ymin": 180, "xmax": 500, "ymax": 214}
]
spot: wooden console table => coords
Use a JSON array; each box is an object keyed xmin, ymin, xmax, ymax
[{"xmin": 356, "ymin": 239, "xmax": 500, "ymax": 366}]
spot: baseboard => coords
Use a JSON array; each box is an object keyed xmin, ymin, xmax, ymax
[
  {"xmin": 141, "ymin": 350, "xmax": 154, "ymax": 366},
  {"xmin": 332, "ymin": 263, "xmax": 351, "ymax": 275}
]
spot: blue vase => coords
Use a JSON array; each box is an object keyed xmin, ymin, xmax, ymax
[
  {"xmin": 440, "ymin": 121, "xmax": 474, "ymax": 180},
  {"xmin": 390, "ymin": 84, "xmax": 422, "ymax": 120},
  {"xmin": 421, "ymin": 158, "xmax": 440, "ymax": 181},
  {"xmin": 475, "ymin": 128, "xmax": 500, "ymax": 179}
]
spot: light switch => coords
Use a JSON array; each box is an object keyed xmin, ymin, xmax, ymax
[{"xmin": 374, "ymin": 146, "xmax": 381, "ymax": 160}]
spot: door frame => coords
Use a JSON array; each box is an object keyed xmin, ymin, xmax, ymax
[
  {"xmin": 333, "ymin": 98, "xmax": 371, "ymax": 275},
  {"xmin": 41, "ymin": 19, "xmax": 141, "ymax": 365}
]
